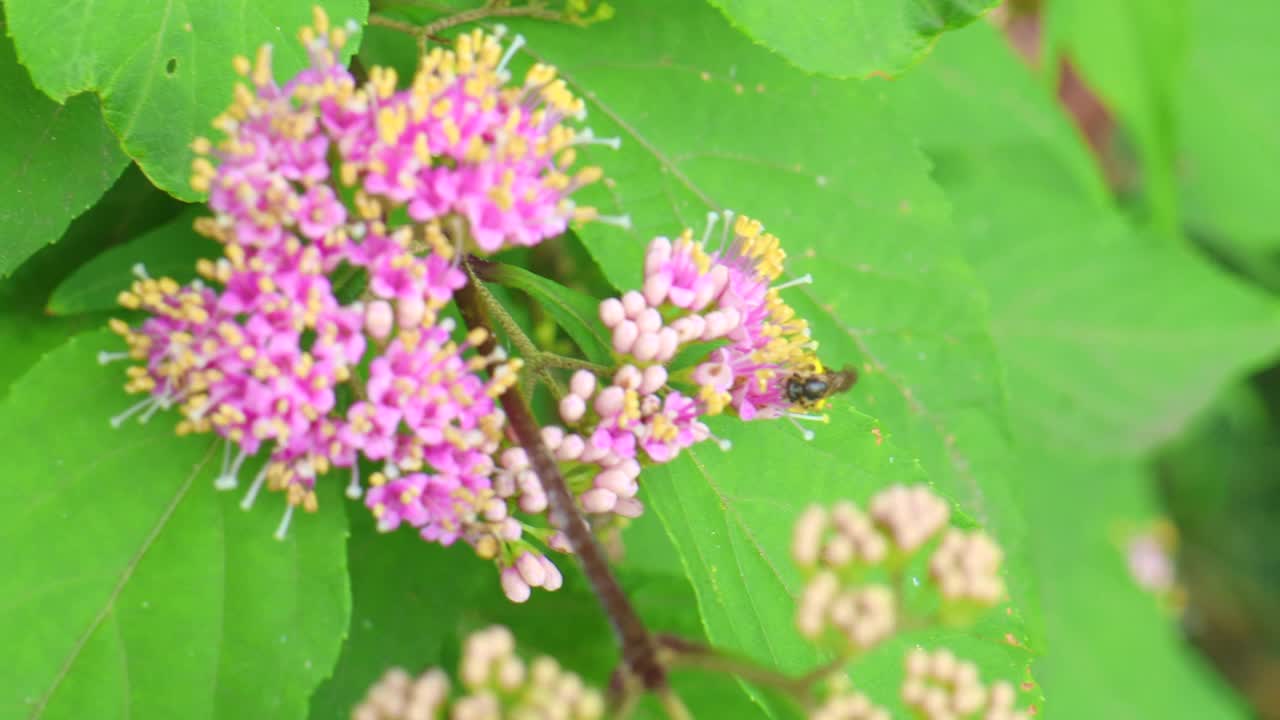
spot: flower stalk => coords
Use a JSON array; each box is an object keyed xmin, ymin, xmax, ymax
[{"xmin": 455, "ymin": 260, "xmax": 668, "ymax": 695}]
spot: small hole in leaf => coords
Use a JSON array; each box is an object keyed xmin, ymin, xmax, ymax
[{"xmin": 165, "ymin": 58, "xmax": 177, "ymax": 75}]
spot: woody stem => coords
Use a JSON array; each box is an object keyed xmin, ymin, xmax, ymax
[{"xmin": 455, "ymin": 260, "xmax": 667, "ymax": 693}]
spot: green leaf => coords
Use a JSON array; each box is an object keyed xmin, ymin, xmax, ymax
[
  {"xmin": 324, "ymin": 2, "xmax": 1041, "ymax": 708},
  {"xmin": 1176, "ymin": 0, "xmax": 1280, "ymax": 252},
  {"xmin": 885, "ymin": 21, "xmax": 1280, "ymax": 455},
  {"xmin": 0, "ymin": 330, "xmax": 351, "ymax": 719},
  {"xmin": 0, "ymin": 165, "xmax": 185, "ymax": 398},
  {"xmin": 1024, "ymin": 447, "xmax": 1247, "ymax": 718},
  {"xmin": 704, "ymin": 0, "xmax": 999, "ymax": 78},
  {"xmin": 0, "ymin": 31, "xmax": 127, "ymax": 275},
  {"xmin": 1156, "ymin": 384, "xmax": 1280, "ymax": 690},
  {"xmin": 1045, "ymin": 0, "xmax": 1187, "ymax": 237},
  {"xmin": 360, "ymin": 2, "xmax": 1035, "ymax": 707},
  {"xmin": 477, "ymin": 260, "xmax": 616, "ymax": 366},
  {"xmin": 2, "ymin": 0, "xmax": 369, "ymax": 201},
  {"xmin": 311, "ymin": 502, "xmax": 760, "ymax": 720},
  {"xmin": 48, "ymin": 206, "xmax": 217, "ymax": 315},
  {"xmin": 646, "ymin": 412, "xmax": 1038, "ymax": 717}
]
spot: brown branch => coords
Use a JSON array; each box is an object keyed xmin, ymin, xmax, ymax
[
  {"xmin": 368, "ymin": 1, "xmax": 572, "ymax": 56},
  {"xmin": 454, "ymin": 261, "xmax": 666, "ymax": 693}
]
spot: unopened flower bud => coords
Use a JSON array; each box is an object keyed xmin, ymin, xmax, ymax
[
  {"xmin": 641, "ymin": 365, "xmax": 668, "ymax": 394},
  {"xmin": 793, "ymin": 504, "xmax": 828, "ymax": 567},
  {"xmin": 656, "ymin": 327, "xmax": 679, "ymax": 361},
  {"xmin": 396, "ymin": 296, "xmax": 426, "ymax": 328},
  {"xmin": 632, "ymin": 332, "xmax": 660, "ymax": 361},
  {"xmin": 598, "ymin": 297, "xmax": 625, "ymax": 327},
  {"xmin": 364, "ymin": 300, "xmax": 394, "ymax": 340},
  {"xmin": 797, "ymin": 570, "xmax": 839, "ymax": 638},
  {"xmin": 539, "ymin": 555, "xmax": 564, "ymax": 591},
  {"xmin": 929, "ymin": 529, "xmax": 1004, "ymax": 604},
  {"xmin": 614, "ymin": 364, "xmax": 642, "ymax": 389},
  {"xmin": 570, "ymin": 370, "xmax": 596, "ymax": 398},
  {"xmin": 516, "ymin": 551, "xmax": 547, "ymax": 587},
  {"xmin": 613, "ymin": 497, "xmax": 644, "ymax": 518},
  {"xmin": 581, "ymin": 488, "xmax": 617, "ymax": 513},
  {"xmin": 595, "ymin": 468, "xmax": 636, "ymax": 496},
  {"xmin": 612, "ymin": 321, "xmax": 639, "ymax": 353},
  {"xmin": 632, "ymin": 308, "xmax": 658, "ymax": 335},
  {"xmin": 501, "ymin": 566, "xmax": 532, "ymax": 603},
  {"xmin": 541, "ymin": 425, "xmax": 565, "ymax": 450},
  {"xmin": 621, "ymin": 290, "xmax": 646, "ymax": 318},
  {"xmin": 559, "ymin": 394, "xmax": 587, "ymax": 423},
  {"xmin": 644, "ymin": 273, "xmax": 672, "ymax": 308},
  {"xmin": 594, "ymin": 386, "xmax": 625, "ymax": 416},
  {"xmin": 869, "ymin": 484, "xmax": 950, "ymax": 552},
  {"xmin": 556, "ymin": 433, "xmax": 586, "ymax": 461},
  {"xmin": 548, "ymin": 532, "xmax": 573, "ymax": 553}
]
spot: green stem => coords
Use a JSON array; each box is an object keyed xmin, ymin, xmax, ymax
[
  {"xmin": 369, "ymin": 0, "xmax": 574, "ymax": 55},
  {"xmin": 472, "ymin": 276, "xmax": 541, "ymax": 360},
  {"xmin": 656, "ymin": 635, "xmax": 842, "ymax": 710},
  {"xmin": 539, "ymin": 353, "xmax": 612, "ymax": 374}
]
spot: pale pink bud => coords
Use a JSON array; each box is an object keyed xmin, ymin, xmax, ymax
[
  {"xmin": 541, "ymin": 426, "xmax": 564, "ymax": 450},
  {"xmin": 517, "ymin": 469, "xmax": 540, "ymax": 493},
  {"xmin": 556, "ymin": 434, "xmax": 586, "ymax": 461},
  {"xmin": 501, "ymin": 567, "xmax": 532, "ymax": 603},
  {"xmin": 644, "ymin": 274, "xmax": 672, "ymax": 307},
  {"xmin": 500, "ymin": 447, "xmax": 528, "ymax": 470},
  {"xmin": 613, "ymin": 497, "xmax": 644, "ymax": 518},
  {"xmin": 672, "ymin": 314, "xmax": 705, "ymax": 342},
  {"xmin": 708, "ymin": 264, "xmax": 729, "ymax": 295},
  {"xmin": 483, "ymin": 498, "xmax": 508, "ymax": 522},
  {"xmin": 516, "ymin": 552, "xmax": 547, "ymax": 587},
  {"xmin": 496, "ymin": 655, "xmax": 526, "ymax": 691},
  {"xmin": 632, "ymin": 332, "xmax": 660, "ymax": 361},
  {"xmin": 695, "ymin": 265, "xmax": 729, "ymax": 309},
  {"xmin": 396, "ymin": 296, "xmax": 426, "ymax": 329},
  {"xmin": 559, "ymin": 394, "xmax": 586, "ymax": 423},
  {"xmin": 519, "ymin": 489, "xmax": 548, "ymax": 514},
  {"xmin": 641, "ymin": 365, "xmax": 668, "ymax": 395},
  {"xmin": 594, "ymin": 386, "xmax": 625, "ymax": 416},
  {"xmin": 493, "ymin": 473, "xmax": 516, "ymax": 498},
  {"xmin": 364, "ymin": 300, "xmax": 393, "ymax": 341},
  {"xmin": 539, "ymin": 555, "xmax": 563, "ymax": 591},
  {"xmin": 598, "ymin": 297, "xmax": 625, "ymax": 328},
  {"xmin": 636, "ymin": 307, "xmax": 662, "ymax": 334},
  {"xmin": 720, "ymin": 307, "xmax": 742, "ymax": 332},
  {"xmin": 581, "ymin": 488, "xmax": 617, "ymax": 513},
  {"xmin": 618, "ymin": 458, "xmax": 641, "ymax": 478},
  {"xmin": 702, "ymin": 311, "xmax": 730, "ymax": 340},
  {"xmin": 579, "ymin": 442, "xmax": 608, "ymax": 463},
  {"xmin": 612, "ymin": 321, "xmax": 639, "ymax": 354},
  {"xmin": 548, "ymin": 531, "xmax": 573, "ymax": 553},
  {"xmin": 656, "ymin": 327, "xmax": 679, "ymax": 362},
  {"xmin": 621, "ymin": 290, "xmax": 646, "ymax": 319},
  {"xmin": 613, "ymin": 365, "xmax": 642, "ymax": 390},
  {"xmin": 570, "ymin": 370, "xmax": 596, "ymax": 398},
  {"xmin": 500, "ymin": 517, "xmax": 522, "ymax": 541},
  {"xmin": 792, "ymin": 504, "xmax": 827, "ymax": 567},
  {"xmin": 644, "ymin": 236, "xmax": 672, "ymax": 273},
  {"xmin": 594, "ymin": 469, "xmax": 635, "ymax": 496}
]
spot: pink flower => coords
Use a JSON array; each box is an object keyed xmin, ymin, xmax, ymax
[{"xmin": 336, "ymin": 28, "xmax": 629, "ymax": 253}]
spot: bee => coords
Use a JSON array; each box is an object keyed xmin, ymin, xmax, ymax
[{"xmin": 784, "ymin": 364, "xmax": 859, "ymax": 410}]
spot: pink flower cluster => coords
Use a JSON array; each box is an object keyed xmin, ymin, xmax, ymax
[
  {"xmin": 601, "ymin": 212, "xmax": 830, "ymax": 428},
  {"xmin": 106, "ymin": 12, "xmax": 627, "ymax": 600},
  {"xmin": 106, "ymin": 11, "xmax": 850, "ymax": 604}
]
